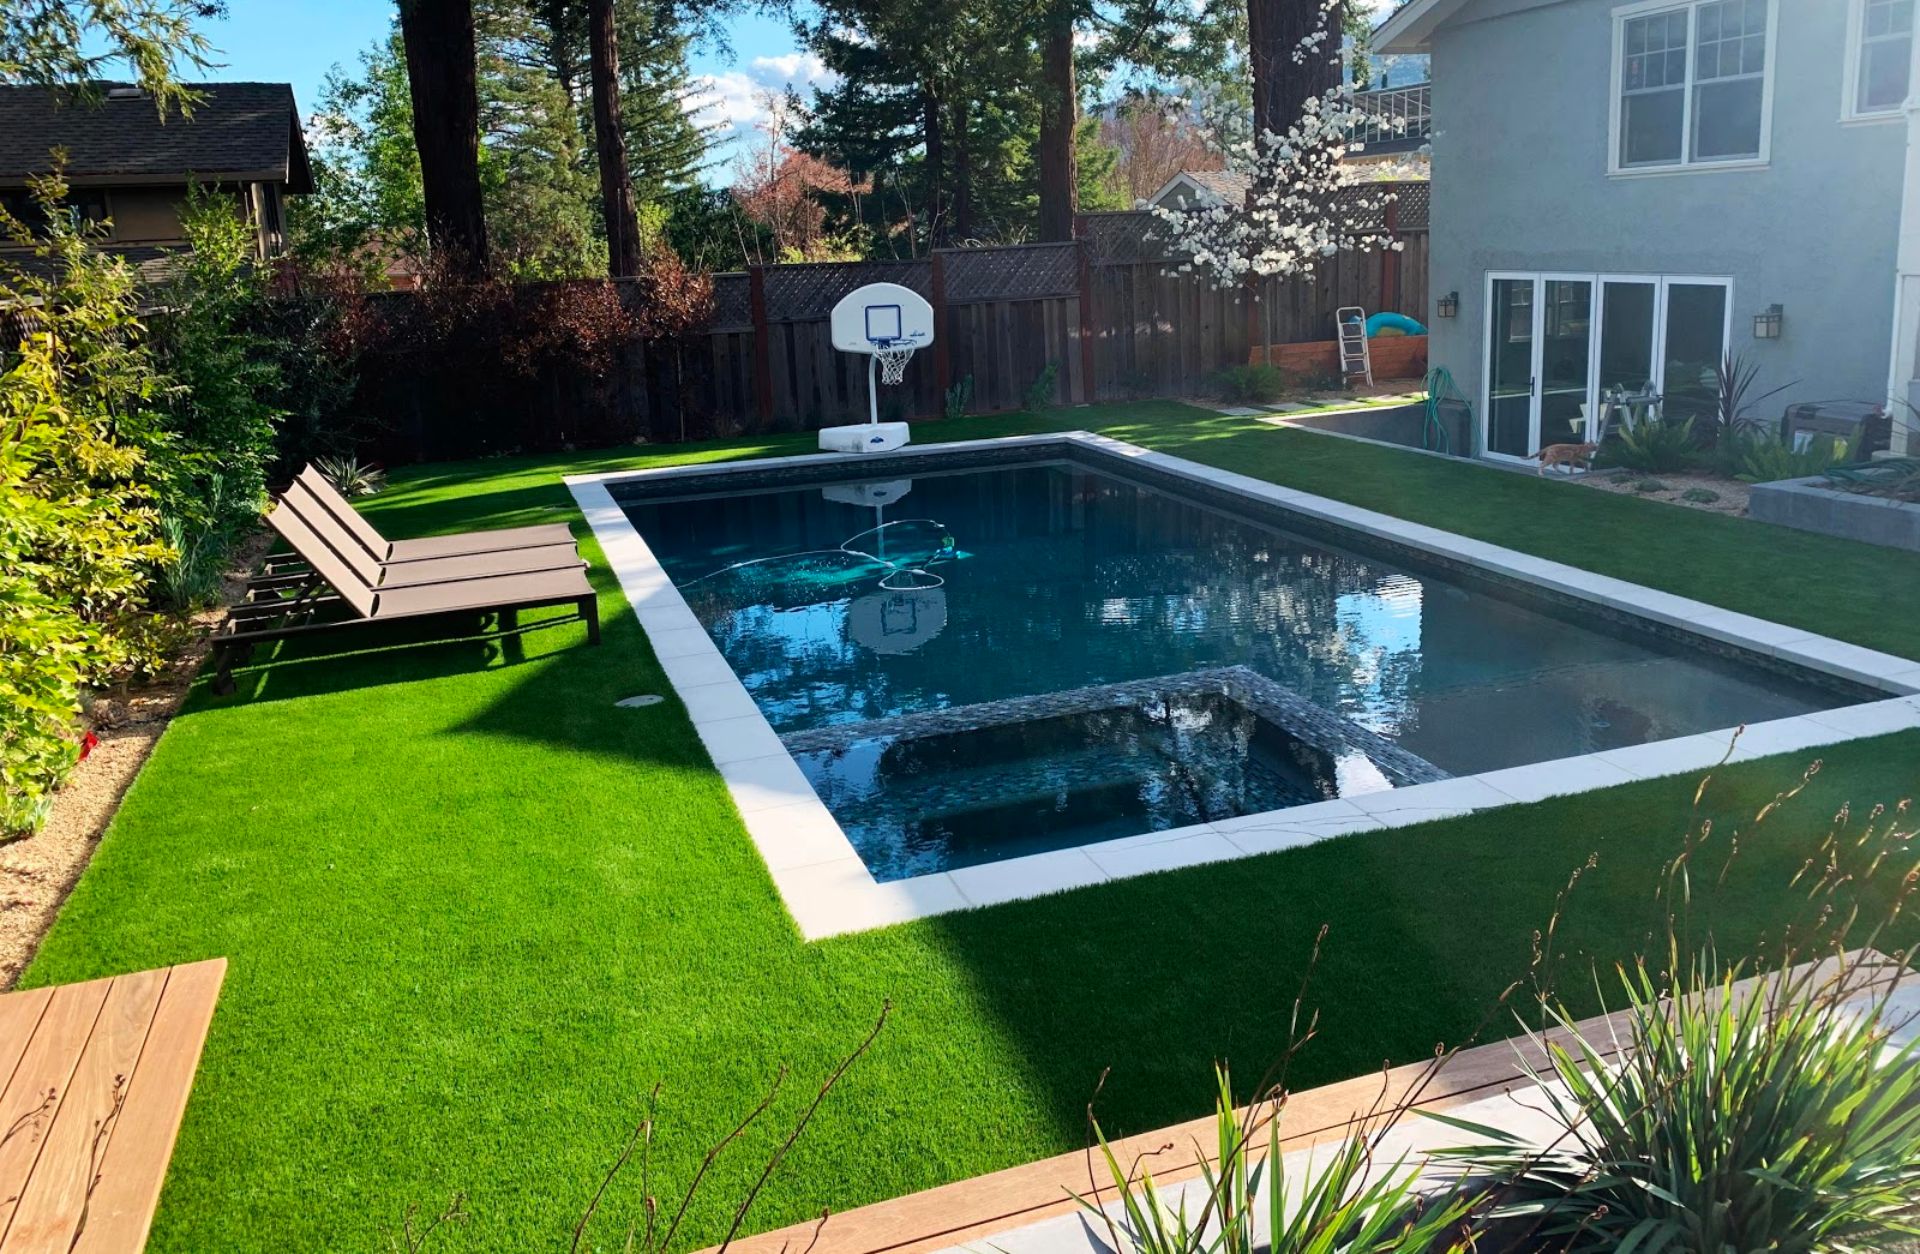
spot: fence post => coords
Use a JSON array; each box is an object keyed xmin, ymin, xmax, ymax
[
  {"xmin": 1382, "ymin": 200, "xmax": 1402, "ymax": 315},
  {"xmin": 1074, "ymin": 216, "xmax": 1097, "ymax": 404},
  {"xmin": 930, "ymin": 251, "xmax": 952, "ymax": 404},
  {"xmin": 748, "ymin": 265, "xmax": 774, "ymax": 426}
]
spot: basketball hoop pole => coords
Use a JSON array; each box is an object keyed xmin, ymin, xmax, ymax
[{"xmin": 867, "ymin": 351, "xmax": 880, "ymax": 426}]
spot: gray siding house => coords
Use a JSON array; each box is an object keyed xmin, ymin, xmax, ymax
[{"xmin": 1377, "ymin": 0, "xmax": 1919, "ymax": 460}]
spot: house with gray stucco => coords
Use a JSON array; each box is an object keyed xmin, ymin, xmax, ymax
[{"xmin": 1376, "ymin": 0, "xmax": 1920, "ymax": 460}]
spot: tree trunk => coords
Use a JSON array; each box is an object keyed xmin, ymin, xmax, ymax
[
  {"xmin": 922, "ymin": 82, "xmax": 946, "ymax": 249},
  {"xmin": 953, "ymin": 97, "xmax": 974, "ymax": 242},
  {"xmin": 589, "ymin": 0, "xmax": 644, "ymax": 277},
  {"xmin": 397, "ymin": 0, "xmax": 489, "ymax": 276},
  {"xmin": 1035, "ymin": 12, "xmax": 1077, "ymax": 243},
  {"xmin": 1246, "ymin": 0, "xmax": 1343, "ymax": 141}
]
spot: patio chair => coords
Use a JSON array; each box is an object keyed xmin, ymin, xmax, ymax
[
  {"xmin": 211, "ymin": 499, "xmax": 599, "ymax": 694},
  {"xmin": 270, "ymin": 478, "xmax": 584, "ymax": 589},
  {"xmin": 293, "ymin": 465, "xmax": 578, "ymax": 565}
]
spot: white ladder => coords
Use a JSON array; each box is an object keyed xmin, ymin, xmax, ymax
[{"xmin": 1336, "ymin": 306, "xmax": 1374, "ymax": 388}]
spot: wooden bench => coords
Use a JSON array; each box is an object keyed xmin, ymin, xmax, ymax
[{"xmin": 0, "ymin": 959, "xmax": 226, "ymax": 1253}]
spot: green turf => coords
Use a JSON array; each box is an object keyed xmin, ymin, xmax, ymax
[{"xmin": 23, "ymin": 403, "xmax": 1920, "ymax": 1251}]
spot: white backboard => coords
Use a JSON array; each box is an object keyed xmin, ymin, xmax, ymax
[{"xmin": 830, "ymin": 282, "xmax": 935, "ymax": 354}]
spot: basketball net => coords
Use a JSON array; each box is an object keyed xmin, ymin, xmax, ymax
[{"xmin": 874, "ymin": 344, "xmax": 916, "ymax": 386}]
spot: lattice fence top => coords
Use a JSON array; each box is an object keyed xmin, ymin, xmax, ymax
[
  {"xmin": 762, "ymin": 259, "xmax": 931, "ymax": 323},
  {"xmin": 941, "ymin": 242, "xmax": 1079, "ymax": 303},
  {"xmin": 1392, "ymin": 182, "xmax": 1430, "ymax": 230},
  {"xmin": 1080, "ymin": 212, "xmax": 1165, "ymax": 265},
  {"xmin": 710, "ymin": 273, "xmax": 753, "ymax": 332}
]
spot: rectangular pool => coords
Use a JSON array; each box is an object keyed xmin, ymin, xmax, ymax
[{"xmin": 572, "ymin": 434, "xmax": 1920, "ymax": 932}]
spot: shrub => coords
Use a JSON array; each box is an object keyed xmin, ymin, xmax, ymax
[
  {"xmin": 1601, "ymin": 416, "xmax": 1696, "ymax": 473},
  {"xmin": 314, "ymin": 455, "xmax": 386, "ymax": 498},
  {"xmin": 1434, "ymin": 778, "xmax": 1920, "ymax": 1253},
  {"xmin": 1680, "ymin": 486, "xmax": 1720, "ymax": 504},
  {"xmin": 1734, "ymin": 431, "xmax": 1852, "ymax": 484},
  {"xmin": 1023, "ymin": 361, "xmax": 1060, "ymax": 412},
  {"xmin": 1436, "ymin": 943, "xmax": 1920, "ymax": 1252},
  {"xmin": 944, "ymin": 374, "xmax": 974, "ymax": 420},
  {"xmin": 1080, "ymin": 1063, "xmax": 1480, "ymax": 1254},
  {"xmin": 1214, "ymin": 363, "xmax": 1288, "ymax": 404},
  {"xmin": 0, "ymin": 277, "xmax": 171, "ymax": 830},
  {"xmin": 146, "ymin": 185, "xmax": 286, "ymax": 541}
]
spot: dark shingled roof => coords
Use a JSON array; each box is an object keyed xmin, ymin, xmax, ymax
[{"xmin": 0, "ymin": 82, "xmax": 311, "ymax": 192}]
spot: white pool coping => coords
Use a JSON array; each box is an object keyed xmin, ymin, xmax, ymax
[{"xmin": 566, "ymin": 432, "xmax": 1920, "ymax": 941}]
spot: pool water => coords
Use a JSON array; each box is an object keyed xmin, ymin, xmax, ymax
[{"xmin": 619, "ymin": 457, "xmax": 1849, "ymax": 879}]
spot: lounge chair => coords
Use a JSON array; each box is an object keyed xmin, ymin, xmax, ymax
[
  {"xmin": 293, "ymin": 465, "xmax": 577, "ymax": 564},
  {"xmin": 272, "ymin": 478, "xmax": 583, "ymax": 588},
  {"xmin": 212, "ymin": 500, "xmax": 598, "ymax": 693}
]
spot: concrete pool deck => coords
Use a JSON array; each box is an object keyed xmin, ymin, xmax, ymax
[{"xmin": 568, "ymin": 432, "xmax": 1920, "ymax": 940}]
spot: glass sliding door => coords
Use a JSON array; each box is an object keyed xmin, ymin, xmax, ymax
[
  {"xmin": 1659, "ymin": 281, "xmax": 1731, "ymax": 426},
  {"xmin": 1486, "ymin": 277, "xmax": 1537, "ymax": 458},
  {"xmin": 1482, "ymin": 272, "xmax": 1730, "ymax": 458},
  {"xmin": 1540, "ymin": 279, "xmax": 1595, "ymax": 446}
]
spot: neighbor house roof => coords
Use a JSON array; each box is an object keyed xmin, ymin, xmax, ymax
[
  {"xmin": 1146, "ymin": 169, "xmax": 1251, "ymax": 207},
  {"xmin": 0, "ymin": 82, "xmax": 312, "ymax": 192}
]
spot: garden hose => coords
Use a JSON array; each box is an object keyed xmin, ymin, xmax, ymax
[{"xmin": 1423, "ymin": 366, "xmax": 1464, "ymax": 455}]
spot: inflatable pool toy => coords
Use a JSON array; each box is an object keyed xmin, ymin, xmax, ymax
[{"xmin": 1366, "ymin": 312, "xmax": 1427, "ymax": 338}]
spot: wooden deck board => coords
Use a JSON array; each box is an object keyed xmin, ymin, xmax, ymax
[{"xmin": 0, "ymin": 960, "xmax": 225, "ymax": 1254}]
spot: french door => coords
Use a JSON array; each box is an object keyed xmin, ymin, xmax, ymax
[{"xmin": 1483, "ymin": 272, "xmax": 1732, "ymax": 459}]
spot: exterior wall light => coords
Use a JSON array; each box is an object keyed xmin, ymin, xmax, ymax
[
  {"xmin": 1436, "ymin": 290, "xmax": 1459, "ymax": 319},
  {"xmin": 1753, "ymin": 303, "xmax": 1783, "ymax": 339}
]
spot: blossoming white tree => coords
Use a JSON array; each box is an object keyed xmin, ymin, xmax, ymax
[{"xmin": 1151, "ymin": 0, "xmax": 1402, "ymax": 291}]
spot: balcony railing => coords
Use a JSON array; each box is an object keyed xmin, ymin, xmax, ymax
[{"xmin": 1349, "ymin": 82, "xmax": 1431, "ymax": 154}]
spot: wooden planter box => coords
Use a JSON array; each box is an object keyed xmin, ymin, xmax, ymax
[{"xmin": 1251, "ymin": 334, "xmax": 1428, "ymax": 381}]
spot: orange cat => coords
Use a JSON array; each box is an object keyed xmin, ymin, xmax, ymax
[{"xmin": 1535, "ymin": 442, "xmax": 1599, "ymax": 475}]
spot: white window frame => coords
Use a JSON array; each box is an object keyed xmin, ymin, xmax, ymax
[
  {"xmin": 1479, "ymin": 272, "xmax": 1734, "ymax": 462},
  {"xmin": 1843, "ymin": 0, "xmax": 1916, "ymax": 123},
  {"xmin": 1608, "ymin": 0, "xmax": 1778, "ymax": 177}
]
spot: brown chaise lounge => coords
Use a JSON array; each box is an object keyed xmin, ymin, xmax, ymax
[
  {"xmin": 212, "ymin": 499, "xmax": 598, "ymax": 694},
  {"xmin": 294, "ymin": 465, "xmax": 577, "ymax": 563},
  {"xmin": 274, "ymin": 478, "xmax": 584, "ymax": 588}
]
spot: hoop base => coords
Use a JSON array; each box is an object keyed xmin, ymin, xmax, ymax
[{"xmin": 819, "ymin": 421, "xmax": 912, "ymax": 454}]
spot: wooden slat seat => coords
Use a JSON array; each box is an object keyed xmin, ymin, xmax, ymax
[{"xmin": 0, "ymin": 960, "xmax": 226, "ymax": 1253}]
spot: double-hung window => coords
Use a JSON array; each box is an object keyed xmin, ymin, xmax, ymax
[
  {"xmin": 1614, "ymin": 0, "xmax": 1774, "ymax": 171},
  {"xmin": 1848, "ymin": 0, "xmax": 1915, "ymax": 119}
]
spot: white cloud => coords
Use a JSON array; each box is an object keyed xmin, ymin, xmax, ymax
[{"xmin": 685, "ymin": 48, "xmax": 839, "ymax": 143}]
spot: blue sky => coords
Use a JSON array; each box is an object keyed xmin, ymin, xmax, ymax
[
  {"xmin": 184, "ymin": 0, "xmax": 827, "ymax": 167},
  {"xmin": 178, "ymin": 1, "xmax": 1411, "ymax": 171}
]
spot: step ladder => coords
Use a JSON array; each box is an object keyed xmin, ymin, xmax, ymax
[{"xmin": 1336, "ymin": 306, "xmax": 1374, "ymax": 388}]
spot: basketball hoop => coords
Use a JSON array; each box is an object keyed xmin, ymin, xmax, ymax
[
  {"xmin": 873, "ymin": 342, "xmax": 916, "ymax": 386},
  {"xmin": 823, "ymin": 282, "xmax": 935, "ymax": 452}
]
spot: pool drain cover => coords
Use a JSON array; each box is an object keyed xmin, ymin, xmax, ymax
[{"xmin": 616, "ymin": 694, "xmax": 666, "ymax": 708}]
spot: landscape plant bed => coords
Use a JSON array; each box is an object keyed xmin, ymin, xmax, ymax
[
  {"xmin": 22, "ymin": 402, "xmax": 1920, "ymax": 1252},
  {"xmin": 1574, "ymin": 467, "xmax": 1751, "ymax": 516}
]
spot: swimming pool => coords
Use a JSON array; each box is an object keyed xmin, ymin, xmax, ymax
[{"xmin": 571, "ymin": 433, "xmax": 1920, "ymax": 934}]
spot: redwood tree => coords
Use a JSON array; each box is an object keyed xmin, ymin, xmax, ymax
[
  {"xmin": 397, "ymin": 0, "xmax": 490, "ymax": 275},
  {"xmin": 1247, "ymin": 0, "xmax": 1344, "ymax": 141},
  {"xmin": 587, "ymin": 0, "xmax": 645, "ymax": 276},
  {"xmin": 1034, "ymin": 10, "xmax": 1077, "ymax": 242}
]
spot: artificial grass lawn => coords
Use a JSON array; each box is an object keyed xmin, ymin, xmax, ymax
[{"xmin": 24, "ymin": 403, "xmax": 1920, "ymax": 1251}]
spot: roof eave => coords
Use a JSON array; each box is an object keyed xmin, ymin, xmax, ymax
[
  {"xmin": 1373, "ymin": 0, "xmax": 1468, "ymax": 53},
  {"xmin": 0, "ymin": 168, "xmax": 297, "ymax": 189}
]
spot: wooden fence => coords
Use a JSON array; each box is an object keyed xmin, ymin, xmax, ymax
[{"xmin": 357, "ymin": 182, "xmax": 1430, "ymax": 463}]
